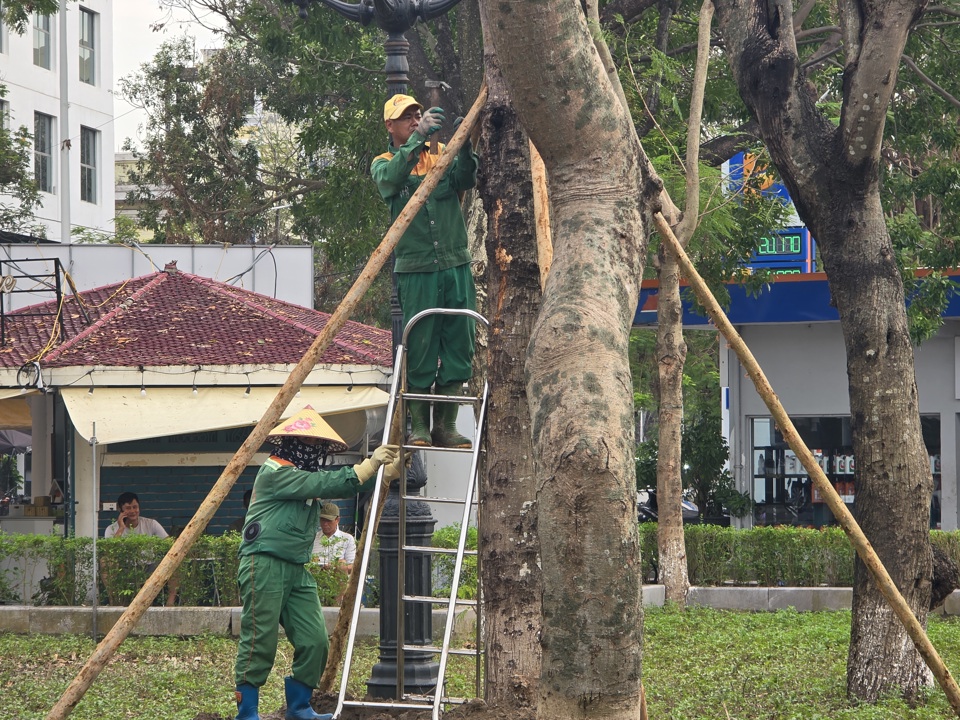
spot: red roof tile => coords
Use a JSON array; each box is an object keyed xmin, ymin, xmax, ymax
[{"xmin": 0, "ymin": 268, "xmax": 392, "ymax": 369}]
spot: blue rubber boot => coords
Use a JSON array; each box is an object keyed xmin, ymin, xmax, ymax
[
  {"xmin": 283, "ymin": 676, "xmax": 332, "ymax": 720},
  {"xmin": 234, "ymin": 684, "xmax": 260, "ymax": 720}
]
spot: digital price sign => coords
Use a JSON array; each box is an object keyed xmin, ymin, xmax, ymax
[
  {"xmin": 757, "ymin": 232, "xmax": 802, "ymax": 257},
  {"xmin": 748, "ymin": 227, "xmax": 816, "ymax": 272}
]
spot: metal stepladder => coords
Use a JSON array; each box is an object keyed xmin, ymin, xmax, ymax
[{"xmin": 334, "ymin": 308, "xmax": 490, "ymax": 720}]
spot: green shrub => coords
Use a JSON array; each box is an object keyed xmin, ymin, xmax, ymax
[
  {"xmin": 306, "ymin": 563, "xmax": 351, "ymax": 606},
  {"xmin": 642, "ymin": 524, "xmax": 857, "ymax": 586},
  {"xmin": 431, "ymin": 523, "xmax": 478, "ymax": 600}
]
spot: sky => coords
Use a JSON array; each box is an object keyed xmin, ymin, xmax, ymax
[{"xmin": 112, "ymin": 2, "xmax": 221, "ymax": 151}]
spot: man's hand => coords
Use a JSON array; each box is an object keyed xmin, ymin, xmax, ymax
[{"xmin": 416, "ymin": 107, "xmax": 445, "ymax": 138}]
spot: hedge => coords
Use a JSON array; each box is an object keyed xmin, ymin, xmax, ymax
[{"xmin": 2, "ymin": 525, "xmax": 959, "ymax": 606}]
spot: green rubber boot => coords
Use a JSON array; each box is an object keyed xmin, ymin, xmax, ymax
[
  {"xmin": 407, "ymin": 386, "xmax": 433, "ymax": 447},
  {"xmin": 431, "ymin": 382, "xmax": 472, "ymax": 449}
]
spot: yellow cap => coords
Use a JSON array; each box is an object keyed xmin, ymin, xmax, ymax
[
  {"xmin": 383, "ymin": 93, "xmax": 423, "ymax": 121},
  {"xmin": 267, "ymin": 405, "xmax": 348, "ymax": 452}
]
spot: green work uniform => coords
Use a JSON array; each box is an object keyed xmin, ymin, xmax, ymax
[
  {"xmin": 371, "ymin": 132, "xmax": 479, "ymax": 388},
  {"xmin": 234, "ymin": 456, "xmax": 366, "ymax": 689}
]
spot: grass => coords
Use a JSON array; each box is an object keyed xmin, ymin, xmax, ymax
[{"xmin": 5, "ymin": 608, "xmax": 960, "ymax": 719}]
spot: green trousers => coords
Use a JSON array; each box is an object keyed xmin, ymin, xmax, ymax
[
  {"xmin": 397, "ymin": 264, "xmax": 476, "ymax": 389},
  {"xmin": 234, "ymin": 553, "xmax": 327, "ymax": 689}
]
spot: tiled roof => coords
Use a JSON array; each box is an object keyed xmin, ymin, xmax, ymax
[{"xmin": 0, "ymin": 266, "xmax": 392, "ymax": 369}]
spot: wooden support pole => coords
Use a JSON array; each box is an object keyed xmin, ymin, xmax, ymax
[
  {"xmin": 653, "ymin": 210, "xmax": 960, "ymax": 716},
  {"xmin": 45, "ymin": 83, "xmax": 489, "ymax": 720}
]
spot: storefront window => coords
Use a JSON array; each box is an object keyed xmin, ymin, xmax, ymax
[{"xmin": 750, "ymin": 416, "xmax": 940, "ymax": 528}]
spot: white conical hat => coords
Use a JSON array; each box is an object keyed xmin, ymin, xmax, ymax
[{"xmin": 267, "ymin": 405, "xmax": 348, "ymax": 452}]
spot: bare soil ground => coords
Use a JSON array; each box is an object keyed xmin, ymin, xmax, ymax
[{"xmin": 193, "ymin": 692, "xmax": 534, "ymax": 720}]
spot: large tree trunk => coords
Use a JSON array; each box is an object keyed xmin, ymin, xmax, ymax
[
  {"xmin": 476, "ymin": 29, "xmax": 544, "ymax": 708},
  {"xmin": 481, "ymin": 0, "xmax": 657, "ymax": 716},
  {"xmin": 655, "ymin": 246, "xmax": 690, "ymax": 604},
  {"xmin": 714, "ymin": 0, "xmax": 933, "ymax": 700}
]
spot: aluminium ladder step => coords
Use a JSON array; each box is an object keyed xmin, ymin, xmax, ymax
[{"xmin": 402, "ymin": 593, "xmax": 478, "ymax": 606}]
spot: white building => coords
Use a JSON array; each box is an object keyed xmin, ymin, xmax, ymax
[{"xmin": 0, "ymin": 1, "xmax": 115, "ymax": 242}]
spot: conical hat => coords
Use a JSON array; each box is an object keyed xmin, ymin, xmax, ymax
[{"xmin": 267, "ymin": 406, "xmax": 348, "ymax": 452}]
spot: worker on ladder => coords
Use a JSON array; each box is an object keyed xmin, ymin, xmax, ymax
[{"xmin": 372, "ymin": 93, "xmax": 480, "ymax": 449}]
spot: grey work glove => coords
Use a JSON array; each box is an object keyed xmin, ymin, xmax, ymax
[
  {"xmin": 353, "ymin": 444, "xmax": 399, "ymax": 483},
  {"xmin": 382, "ymin": 454, "xmax": 408, "ymax": 483},
  {"xmin": 416, "ymin": 107, "xmax": 445, "ymax": 138}
]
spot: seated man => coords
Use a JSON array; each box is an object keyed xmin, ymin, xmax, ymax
[
  {"xmin": 103, "ymin": 491, "xmax": 177, "ymax": 606},
  {"xmin": 312, "ymin": 502, "xmax": 356, "ymax": 574}
]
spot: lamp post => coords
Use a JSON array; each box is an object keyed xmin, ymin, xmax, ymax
[{"xmin": 283, "ymin": 0, "xmax": 464, "ymax": 699}]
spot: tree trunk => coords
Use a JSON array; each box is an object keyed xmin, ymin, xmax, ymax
[
  {"xmin": 476, "ymin": 29, "xmax": 544, "ymax": 708},
  {"xmin": 713, "ymin": 0, "xmax": 933, "ymax": 700},
  {"xmin": 481, "ymin": 0, "xmax": 656, "ymax": 716},
  {"xmin": 655, "ymin": 245, "xmax": 690, "ymax": 604}
]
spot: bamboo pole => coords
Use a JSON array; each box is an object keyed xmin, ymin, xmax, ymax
[
  {"xmin": 45, "ymin": 83, "xmax": 489, "ymax": 720},
  {"xmin": 652, "ymin": 211, "xmax": 960, "ymax": 716},
  {"xmin": 319, "ymin": 404, "xmax": 403, "ymax": 692}
]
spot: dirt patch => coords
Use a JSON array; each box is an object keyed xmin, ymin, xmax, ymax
[{"xmin": 193, "ymin": 692, "xmax": 534, "ymax": 720}]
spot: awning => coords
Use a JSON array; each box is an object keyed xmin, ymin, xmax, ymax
[
  {"xmin": 0, "ymin": 393, "xmax": 33, "ymax": 430},
  {"xmin": 61, "ymin": 385, "xmax": 389, "ymax": 445}
]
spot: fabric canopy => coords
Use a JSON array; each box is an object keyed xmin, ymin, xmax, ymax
[
  {"xmin": 61, "ymin": 385, "xmax": 389, "ymax": 445},
  {"xmin": 0, "ymin": 395, "xmax": 32, "ymax": 430}
]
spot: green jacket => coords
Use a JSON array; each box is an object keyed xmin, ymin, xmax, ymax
[
  {"xmin": 238, "ymin": 457, "xmax": 364, "ymax": 565},
  {"xmin": 371, "ymin": 131, "xmax": 478, "ymax": 273}
]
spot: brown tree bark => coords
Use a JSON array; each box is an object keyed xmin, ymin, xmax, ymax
[
  {"xmin": 475, "ymin": 19, "xmax": 544, "ymax": 707},
  {"xmin": 481, "ymin": 0, "xmax": 659, "ymax": 716},
  {"xmin": 713, "ymin": 0, "xmax": 934, "ymax": 700},
  {"xmin": 653, "ymin": 0, "xmax": 713, "ymax": 607}
]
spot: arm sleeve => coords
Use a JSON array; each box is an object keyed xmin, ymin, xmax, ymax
[
  {"xmin": 104, "ymin": 523, "xmax": 117, "ymax": 539},
  {"xmin": 343, "ymin": 535, "xmax": 357, "ymax": 565},
  {"xmin": 261, "ymin": 461, "xmax": 362, "ymax": 502},
  {"xmin": 447, "ymin": 147, "xmax": 479, "ymax": 193},
  {"xmin": 149, "ymin": 519, "xmax": 169, "ymax": 539},
  {"xmin": 370, "ymin": 132, "xmax": 429, "ymax": 200}
]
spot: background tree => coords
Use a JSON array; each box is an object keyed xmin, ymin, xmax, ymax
[{"xmin": 711, "ymin": 0, "xmax": 944, "ymax": 701}]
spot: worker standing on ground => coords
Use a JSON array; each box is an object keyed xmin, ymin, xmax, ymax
[
  {"xmin": 372, "ymin": 93, "xmax": 479, "ymax": 449},
  {"xmin": 233, "ymin": 406, "xmax": 402, "ymax": 720}
]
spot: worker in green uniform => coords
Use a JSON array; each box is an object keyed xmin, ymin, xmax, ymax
[
  {"xmin": 372, "ymin": 93, "xmax": 479, "ymax": 449},
  {"xmin": 233, "ymin": 406, "xmax": 401, "ymax": 720}
]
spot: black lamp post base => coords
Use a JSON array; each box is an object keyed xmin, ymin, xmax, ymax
[{"xmin": 366, "ymin": 655, "xmax": 441, "ymax": 699}]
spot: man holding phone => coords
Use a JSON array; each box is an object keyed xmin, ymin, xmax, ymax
[
  {"xmin": 104, "ymin": 491, "xmax": 169, "ymax": 538},
  {"xmin": 102, "ymin": 491, "xmax": 176, "ymax": 606}
]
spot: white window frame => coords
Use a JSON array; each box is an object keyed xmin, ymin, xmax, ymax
[
  {"xmin": 80, "ymin": 126, "xmax": 98, "ymax": 204},
  {"xmin": 79, "ymin": 7, "xmax": 97, "ymax": 86},
  {"xmin": 34, "ymin": 112, "xmax": 54, "ymax": 194},
  {"xmin": 33, "ymin": 12, "xmax": 51, "ymax": 69},
  {"xmin": 0, "ymin": 3, "xmax": 7, "ymax": 56}
]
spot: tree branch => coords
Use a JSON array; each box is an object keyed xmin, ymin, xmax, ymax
[{"xmin": 902, "ymin": 55, "xmax": 960, "ymax": 112}]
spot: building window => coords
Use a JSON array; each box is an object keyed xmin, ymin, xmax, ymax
[
  {"xmin": 0, "ymin": 3, "xmax": 7, "ymax": 55},
  {"xmin": 80, "ymin": 126, "xmax": 98, "ymax": 203},
  {"xmin": 33, "ymin": 12, "xmax": 51, "ymax": 69},
  {"xmin": 79, "ymin": 8, "xmax": 97, "ymax": 85},
  {"xmin": 34, "ymin": 112, "xmax": 54, "ymax": 193}
]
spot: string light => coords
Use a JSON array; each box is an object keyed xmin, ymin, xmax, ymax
[
  {"xmin": 244, "ymin": 374, "xmax": 251, "ymax": 397},
  {"xmin": 140, "ymin": 366, "xmax": 146, "ymax": 397},
  {"xmin": 192, "ymin": 366, "xmax": 199, "ymax": 396}
]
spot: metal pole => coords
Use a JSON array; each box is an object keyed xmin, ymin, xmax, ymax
[{"xmin": 90, "ymin": 424, "xmax": 97, "ymax": 640}]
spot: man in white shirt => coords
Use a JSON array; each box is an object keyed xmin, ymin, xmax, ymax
[
  {"xmin": 312, "ymin": 502, "xmax": 356, "ymax": 574},
  {"xmin": 103, "ymin": 491, "xmax": 176, "ymax": 605},
  {"xmin": 104, "ymin": 491, "xmax": 169, "ymax": 538}
]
